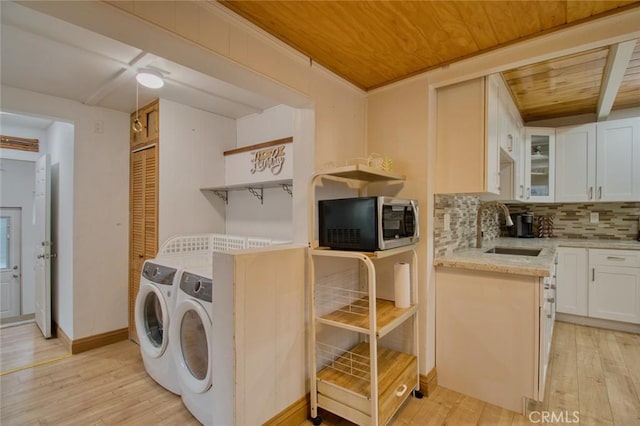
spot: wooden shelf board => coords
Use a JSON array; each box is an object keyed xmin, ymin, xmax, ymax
[
  {"xmin": 310, "ymin": 244, "xmax": 417, "ymax": 259},
  {"xmin": 314, "ymin": 164, "xmax": 405, "ymax": 182},
  {"xmin": 316, "ymin": 342, "xmax": 415, "ymax": 398},
  {"xmin": 318, "ymin": 298, "xmax": 417, "ymax": 334}
]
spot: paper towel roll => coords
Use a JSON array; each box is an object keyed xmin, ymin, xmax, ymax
[{"xmin": 394, "ymin": 262, "xmax": 411, "ymax": 308}]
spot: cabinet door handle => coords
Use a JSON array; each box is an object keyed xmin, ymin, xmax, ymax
[
  {"xmin": 520, "ymin": 185, "xmax": 524, "ymax": 198},
  {"xmin": 588, "ymin": 187, "xmax": 593, "ymax": 200},
  {"xmin": 546, "ymin": 297, "xmax": 555, "ymax": 303},
  {"xmin": 598, "ymin": 186, "xmax": 602, "ymax": 199},
  {"xmin": 592, "ymin": 268, "xmax": 595, "ymax": 282},
  {"xmin": 606, "ymin": 256, "xmax": 626, "ymax": 261},
  {"xmin": 526, "ymin": 187, "xmax": 531, "ymax": 199}
]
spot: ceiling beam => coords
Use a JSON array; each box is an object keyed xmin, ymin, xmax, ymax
[
  {"xmin": 596, "ymin": 39, "xmax": 637, "ymax": 121},
  {"xmin": 84, "ymin": 52, "xmax": 158, "ymax": 106}
]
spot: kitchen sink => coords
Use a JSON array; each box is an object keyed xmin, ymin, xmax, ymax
[{"xmin": 484, "ymin": 247, "xmax": 542, "ymax": 256}]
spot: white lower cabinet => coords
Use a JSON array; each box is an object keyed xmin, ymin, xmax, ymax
[
  {"xmin": 557, "ymin": 248, "xmax": 640, "ymax": 324},
  {"xmin": 556, "ymin": 248, "xmax": 588, "ymax": 315},
  {"xmin": 588, "ymin": 249, "xmax": 640, "ymax": 324}
]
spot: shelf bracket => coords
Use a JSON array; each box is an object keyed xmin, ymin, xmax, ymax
[
  {"xmin": 246, "ymin": 187, "xmax": 264, "ymax": 204},
  {"xmin": 213, "ymin": 190, "xmax": 228, "ymax": 205},
  {"xmin": 281, "ymin": 183, "xmax": 293, "ymax": 197}
]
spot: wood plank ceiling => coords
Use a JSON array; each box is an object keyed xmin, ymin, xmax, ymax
[{"xmin": 219, "ymin": 0, "xmax": 640, "ymax": 122}]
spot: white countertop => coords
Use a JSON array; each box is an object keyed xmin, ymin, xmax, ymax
[{"xmin": 434, "ymin": 238, "xmax": 640, "ymax": 277}]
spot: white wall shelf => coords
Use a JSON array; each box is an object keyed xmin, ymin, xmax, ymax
[{"xmin": 201, "ymin": 179, "xmax": 293, "ymax": 204}]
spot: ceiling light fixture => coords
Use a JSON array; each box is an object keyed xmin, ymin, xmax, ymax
[{"xmin": 136, "ymin": 68, "xmax": 164, "ymax": 89}]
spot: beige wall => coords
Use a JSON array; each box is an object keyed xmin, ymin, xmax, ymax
[{"xmin": 366, "ymin": 76, "xmax": 431, "ymax": 372}]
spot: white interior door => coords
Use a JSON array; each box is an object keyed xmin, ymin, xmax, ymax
[
  {"xmin": 35, "ymin": 154, "xmax": 52, "ymax": 338},
  {"xmin": 0, "ymin": 208, "xmax": 22, "ymax": 320}
]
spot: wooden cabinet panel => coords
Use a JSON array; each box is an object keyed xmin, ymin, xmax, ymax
[
  {"xmin": 129, "ymin": 146, "xmax": 158, "ymax": 342},
  {"xmin": 131, "ymin": 100, "xmax": 160, "ymax": 149}
]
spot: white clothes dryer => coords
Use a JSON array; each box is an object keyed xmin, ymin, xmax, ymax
[
  {"xmin": 171, "ymin": 266, "xmax": 214, "ymax": 425},
  {"xmin": 135, "ymin": 259, "xmax": 182, "ymax": 394}
]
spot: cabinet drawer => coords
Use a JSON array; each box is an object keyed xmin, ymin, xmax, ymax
[
  {"xmin": 589, "ymin": 249, "xmax": 640, "ymax": 268},
  {"xmin": 379, "ymin": 357, "xmax": 417, "ymax": 425}
]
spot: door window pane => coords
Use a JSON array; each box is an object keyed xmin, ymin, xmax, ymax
[{"xmin": 0, "ymin": 217, "xmax": 9, "ymax": 270}]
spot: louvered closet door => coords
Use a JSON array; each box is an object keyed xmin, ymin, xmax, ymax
[{"xmin": 129, "ymin": 146, "xmax": 158, "ymax": 342}]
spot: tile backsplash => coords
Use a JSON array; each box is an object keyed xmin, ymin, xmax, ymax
[
  {"xmin": 434, "ymin": 195, "xmax": 502, "ymax": 256},
  {"xmin": 434, "ymin": 197, "xmax": 640, "ymax": 256},
  {"xmin": 506, "ymin": 202, "xmax": 640, "ymax": 240}
]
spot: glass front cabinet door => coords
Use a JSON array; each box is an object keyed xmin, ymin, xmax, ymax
[{"xmin": 524, "ymin": 127, "xmax": 556, "ymax": 202}]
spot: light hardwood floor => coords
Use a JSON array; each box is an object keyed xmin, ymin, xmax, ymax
[
  {"xmin": 0, "ymin": 322, "xmax": 69, "ymax": 373},
  {"xmin": 1, "ymin": 322, "xmax": 639, "ymax": 425}
]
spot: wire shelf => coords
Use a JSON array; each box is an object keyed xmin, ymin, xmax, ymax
[
  {"xmin": 158, "ymin": 234, "xmax": 211, "ymax": 255},
  {"xmin": 316, "ymin": 285, "xmax": 369, "ymax": 319},
  {"xmin": 158, "ymin": 233, "xmax": 291, "ymax": 256},
  {"xmin": 316, "ymin": 342, "xmax": 370, "ymax": 382},
  {"xmin": 247, "ymin": 237, "xmax": 272, "ymax": 248}
]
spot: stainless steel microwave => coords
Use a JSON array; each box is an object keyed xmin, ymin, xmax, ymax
[{"xmin": 318, "ymin": 196, "xmax": 419, "ymax": 251}]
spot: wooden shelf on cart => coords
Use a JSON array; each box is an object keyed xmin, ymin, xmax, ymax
[
  {"xmin": 318, "ymin": 298, "xmax": 418, "ymax": 338},
  {"xmin": 316, "ymin": 343, "xmax": 415, "ymax": 398}
]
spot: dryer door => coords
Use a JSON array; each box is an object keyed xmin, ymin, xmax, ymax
[
  {"xmin": 135, "ymin": 282, "xmax": 170, "ymax": 358},
  {"xmin": 172, "ymin": 299, "xmax": 212, "ymax": 394}
]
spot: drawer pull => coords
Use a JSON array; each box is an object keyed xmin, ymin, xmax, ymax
[
  {"xmin": 395, "ymin": 384, "xmax": 408, "ymax": 397},
  {"xmin": 606, "ymin": 256, "xmax": 626, "ymax": 261}
]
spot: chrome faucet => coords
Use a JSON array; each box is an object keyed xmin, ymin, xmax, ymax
[{"xmin": 476, "ymin": 201, "xmax": 514, "ymax": 248}]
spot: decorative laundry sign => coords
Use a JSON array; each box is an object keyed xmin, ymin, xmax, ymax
[
  {"xmin": 224, "ymin": 137, "xmax": 293, "ymax": 186},
  {"xmin": 250, "ymin": 144, "xmax": 286, "ymax": 175}
]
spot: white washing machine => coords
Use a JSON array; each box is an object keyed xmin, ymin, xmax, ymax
[
  {"xmin": 171, "ymin": 266, "xmax": 214, "ymax": 425},
  {"xmin": 135, "ymin": 258, "xmax": 182, "ymax": 394}
]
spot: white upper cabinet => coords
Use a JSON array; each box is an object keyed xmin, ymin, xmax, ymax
[
  {"xmin": 596, "ymin": 118, "xmax": 640, "ymax": 202},
  {"xmin": 556, "ymin": 117, "xmax": 640, "ymax": 202},
  {"xmin": 556, "ymin": 124, "xmax": 597, "ymax": 202},
  {"xmin": 524, "ymin": 127, "xmax": 556, "ymax": 202}
]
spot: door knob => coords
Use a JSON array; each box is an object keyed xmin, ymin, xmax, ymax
[
  {"xmin": 12, "ymin": 265, "xmax": 18, "ymax": 270},
  {"xmin": 37, "ymin": 254, "xmax": 46, "ymax": 259},
  {"xmin": 13, "ymin": 274, "xmax": 19, "ymax": 278}
]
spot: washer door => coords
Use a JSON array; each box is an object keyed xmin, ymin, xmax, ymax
[
  {"xmin": 172, "ymin": 299, "xmax": 212, "ymax": 394},
  {"xmin": 135, "ymin": 282, "xmax": 170, "ymax": 359}
]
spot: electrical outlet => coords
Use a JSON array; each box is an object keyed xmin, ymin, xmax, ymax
[
  {"xmin": 590, "ymin": 212, "xmax": 599, "ymax": 223},
  {"xmin": 444, "ymin": 213, "xmax": 451, "ymax": 231}
]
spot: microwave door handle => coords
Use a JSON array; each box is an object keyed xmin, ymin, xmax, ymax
[
  {"xmin": 378, "ymin": 200, "xmax": 384, "ymax": 250},
  {"xmin": 411, "ymin": 200, "xmax": 419, "ymax": 242}
]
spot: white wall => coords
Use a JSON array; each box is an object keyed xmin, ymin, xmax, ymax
[
  {"xmin": 225, "ymin": 105, "xmax": 295, "ymax": 240},
  {"xmin": 1, "ymin": 85, "xmax": 129, "ymax": 339},
  {"xmin": 0, "ymin": 159, "xmax": 37, "ymax": 315},
  {"xmin": 158, "ymin": 99, "xmax": 235, "ymax": 244},
  {"xmin": 236, "ymin": 104, "xmax": 295, "ymax": 147},
  {"xmin": 0, "ymin": 125, "xmax": 48, "ymax": 162},
  {"xmin": 47, "ymin": 121, "xmax": 74, "ymax": 333}
]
